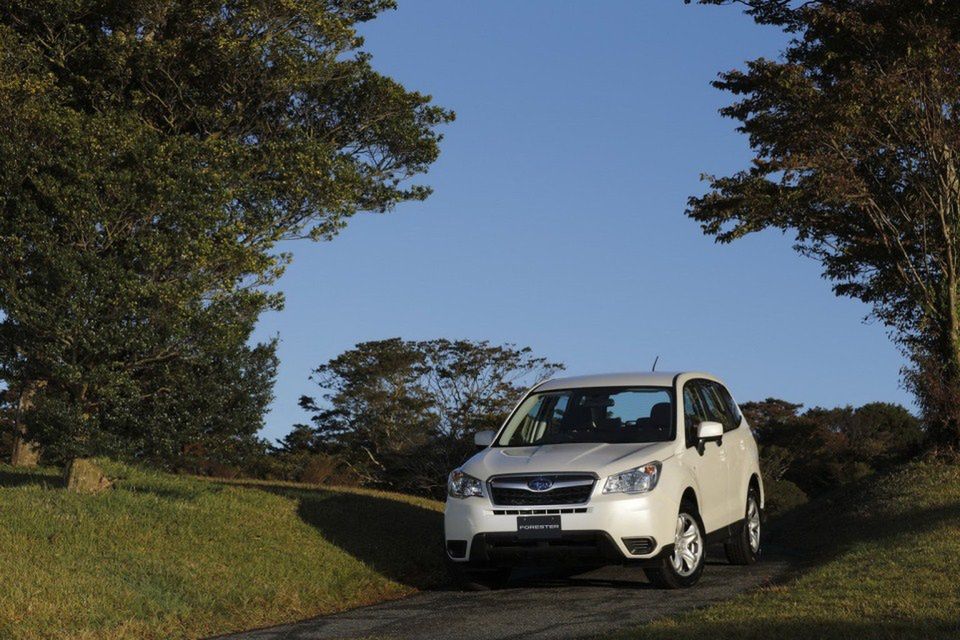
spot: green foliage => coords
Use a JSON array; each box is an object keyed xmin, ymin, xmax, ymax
[
  {"xmin": 743, "ymin": 398, "xmax": 923, "ymax": 497},
  {"xmin": 146, "ymin": 338, "xmax": 279, "ymax": 470},
  {"xmin": 688, "ymin": 0, "xmax": 960, "ymax": 447},
  {"xmin": 0, "ymin": 461, "xmax": 444, "ymax": 639},
  {"xmin": 0, "ymin": 1, "xmax": 453, "ymax": 460},
  {"xmin": 295, "ymin": 338, "xmax": 563, "ymax": 495},
  {"xmin": 761, "ymin": 477, "xmax": 807, "ymax": 517}
]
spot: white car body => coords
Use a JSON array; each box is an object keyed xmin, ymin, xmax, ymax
[{"xmin": 444, "ymin": 371, "xmax": 763, "ymax": 587}]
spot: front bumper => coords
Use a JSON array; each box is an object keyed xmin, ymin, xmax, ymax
[{"xmin": 444, "ymin": 489, "xmax": 677, "ymax": 566}]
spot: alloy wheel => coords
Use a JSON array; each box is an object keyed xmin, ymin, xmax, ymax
[
  {"xmin": 670, "ymin": 512, "xmax": 703, "ymax": 577},
  {"xmin": 747, "ymin": 496, "xmax": 761, "ymax": 552}
]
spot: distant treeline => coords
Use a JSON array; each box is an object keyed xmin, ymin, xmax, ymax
[
  {"xmin": 742, "ymin": 400, "xmax": 922, "ymax": 515},
  {"xmin": 186, "ymin": 339, "xmax": 923, "ymax": 508},
  {"xmin": 254, "ymin": 338, "xmax": 562, "ymax": 497},
  {"xmin": 3, "ymin": 335, "xmax": 923, "ymax": 510}
]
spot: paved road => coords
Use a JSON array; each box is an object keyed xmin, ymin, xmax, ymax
[{"xmin": 217, "ymin": 550, "xmax": 791, "ymax": 640}]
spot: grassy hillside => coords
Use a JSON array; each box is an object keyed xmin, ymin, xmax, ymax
[
  {"xmin": 0, "ymin": 461, "xmax": 445, "ymax": 640},
  {"xmin": 615, "ymin": 460, "xmax": 960, "ymax": 640}
]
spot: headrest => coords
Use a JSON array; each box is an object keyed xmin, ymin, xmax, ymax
[{"xmin": 649, "ymin": 402, "xmax": 672, "ymax": 428}]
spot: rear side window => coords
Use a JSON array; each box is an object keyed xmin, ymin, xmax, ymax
[
  {"xmin": 697, "ymin": 381, "xmax": 738, "ymax": 432},
  {"xmin": 712, "ymin": 382, "xmax": 742, "ymax": 431}
]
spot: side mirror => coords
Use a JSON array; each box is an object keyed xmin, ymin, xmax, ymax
[
  {"xmin": 697, "ymin": 421, "xmax": 724, "ymax": 440},
  {"xmin": 695, "ymin": 421, "xmax": 724, "ymax": 455},
  {"xmin": 474, "ymin": 430, "xmax": 496, "ymax": 448}
]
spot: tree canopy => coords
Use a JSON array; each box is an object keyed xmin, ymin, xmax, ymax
[
  {"xmin": 296, "ymin": 338, "xmax": 563, "ymax": 495},
  {"xmin": 688, "ymin": 0, "xmax": 960, "ymax": 447},
  {"xmin": 0, "ymin": 1, "xmax": 453, "ymax": 460},
  {"xmin": 741, "ymin": 397, "xmax": 922, "ymax": 497}
]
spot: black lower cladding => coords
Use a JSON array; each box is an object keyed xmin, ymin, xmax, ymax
[
  {"xmin": 469, "ymin": 530, "xmax": 634, "ymax": 566},
  {"xmin": 621, "ymin": 536, "xmax": 656, "ymax": 555},
  {"xmin": 446, "ymin": 540, "xmax": 468, "ymax": 559}
]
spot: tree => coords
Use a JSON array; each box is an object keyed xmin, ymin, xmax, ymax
[
  {"xmin": 743, "ymin": 396, "xmax": 922, "ymax": 496},
  {"xmin": 134, "ymin": 335, "xmax": 279, "ymax": 472},
  {"xmin": 0, "ymin": 1, "xmax": 453, "ymax": 466},
  {"xmin": 299, "ymin": 338, "xmax": 436, "ymax": 488},
  {"xmin": 740, "ymin": 398, "xmax": 805, "ymax": 482},
  {"xmin": 841, "ymin": 401, "xmax": 924, "ymax": 465},
  {"xmin": 688, "ymin": 0, "xmax": 960, "ymax": 448},
  {"xmin": 298, "ymin": 338, "xmax": 563, "ymax": 495},
  {"xmin": 417, "ymin": 339, "xmax": 565, "ymax": 490}
]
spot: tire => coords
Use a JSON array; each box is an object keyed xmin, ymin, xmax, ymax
[
  {"xmin": 725, "ymin": 487, "xmax": 762, "ymax": 565},
  {"xmin": 446, "ymin": 561, "xmax": 511, "ymax": 591},
  {"xmin": 643, "ymin": 502, "xmax": 706, "ymax": 589}
]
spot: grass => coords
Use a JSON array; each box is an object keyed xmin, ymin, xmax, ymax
[
  {"xmin": 5, "ymin": 458, "xmax": 958, "ymax": 640},
  {"xmin": 0, "ymin": 461, "xmax": 445, "ymax": 640},
  {"xmin": 612, "ymin": 460, "xmax": 960, "ymax": 640}
]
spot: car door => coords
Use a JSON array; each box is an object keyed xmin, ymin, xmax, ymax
[
  {"xmin": 710, "ymin": 381, "xmax": 749, "ymax": 523},
  {"xmin": 681, "ymin": 380, "xmax": 729, "ymax": 534}
]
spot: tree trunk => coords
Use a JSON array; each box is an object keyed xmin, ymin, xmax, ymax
[
  {"xmin": 937, "ymin": 365, "xmax": 960, "ymax": 452},
  {"xmin": 941, "ymin": 276, "xmax": 960, "ymax": 451},
  {"xmin": 10, "ymin": 433, "xmax": 40, "ymax": 467},
  {"xmin": 9, "ymin": 381, "xmax": 42, "ymax": 467},
  {"xmin": 64, "ymin": 458, "xmax": 111, "ymax": 493},
  {"xmin": 914, "ymin": 324, "xmax": 960, "ymax": 453}
]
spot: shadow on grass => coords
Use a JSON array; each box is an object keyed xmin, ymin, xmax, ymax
[
  {"xmin": 108, "ymin": 474, "xmax": 224, "ymax": 502},
  {"xmin": 0, "ymin": 467, "xmax": 61, "ymax": 489},
  {"xmin": 222, "ymin": 481, "xmax": 446, "ymax": 590},
  {"xmin": 767, "ymin": 476, "xmax": 960, "ymax": 570},
  {"xmin": 120, "ymin": 481, "xmax": 225, "ymax": 501},
  {"xmin": 640, "ymin": 619, "xmax": 960, "ymax": 640},
  {"xmin": 219, "ymin": 467, "xmax": 960, "ymax": 599},
  {"xmin": 296, "ymin": 492, "xmax": 445, "ymax": 589}
]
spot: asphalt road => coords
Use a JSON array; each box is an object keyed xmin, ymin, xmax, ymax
[{"xmin": 216, "ymin": 550, "xmax": 792, "ymax": 640}]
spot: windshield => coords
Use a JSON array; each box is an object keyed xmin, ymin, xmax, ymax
[{"xmin": 495, "ymin": 386, "xmax": 674, "ymax": 446}]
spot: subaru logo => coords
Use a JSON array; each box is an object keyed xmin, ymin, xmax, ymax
[{"xmin": 527, "ymin": 477, "xmax": 553, "ymax": 492}]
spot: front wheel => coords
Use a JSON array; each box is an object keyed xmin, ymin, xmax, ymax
[
  {"xmin": 725, "ymin": 487, "xmax": 762, "ymax": 565},
  {"xmin": 643, "ymin": 505, "xmax": 705, "ymax": 589}
]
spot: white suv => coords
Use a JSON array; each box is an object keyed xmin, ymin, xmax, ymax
[{"xmin": 444, "ymin": 371, "xmax": 763, "ymax": 589}]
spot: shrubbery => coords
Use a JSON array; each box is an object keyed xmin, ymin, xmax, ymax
[
  {"xmin": 762, "ymin": 478, "xmax": 808, "ymax": 517},
  {"xmin": 743, "ymin": 398, "xmax": 923, "ymax": 514}
]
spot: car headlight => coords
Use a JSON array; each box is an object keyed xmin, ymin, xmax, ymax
[
  {"xmin": 447, "ymin": 469, "xmax": 484, "ymax": 499},
  {"xmin": 603, "ymin": 461, "xmax": 661, "ymax": 494}
]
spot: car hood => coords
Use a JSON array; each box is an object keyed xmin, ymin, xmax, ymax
[{"xmin": 461, "ymin": 441, "xmax": 676, "ymax": 479}]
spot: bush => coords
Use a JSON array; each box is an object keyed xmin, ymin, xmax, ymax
[
  {"xmin": 744, "ymin": 398, "xmax": 923, "ymax": 500},
  {"xmin": 298, "ymin": 453, "xmax": 358, "ymax": 486},
  {"xmin": 763, "ymin": 478, "xmax": 808, "ymax": 517}
]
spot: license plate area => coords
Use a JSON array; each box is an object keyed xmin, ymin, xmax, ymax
[{"xmin": 517, "ymin": 515, "xmax": 562, "ymax": 539}]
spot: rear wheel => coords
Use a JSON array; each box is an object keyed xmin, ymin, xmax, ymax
[
  {"xmin": 447, "ymin": 561, "xmax": 511, "ymax": 591},
  {"xmin": 725, "ymin": 487, "xmax": 762, "ymax": 565},
  {"xmin": 643, "ymin": 504, "xmax": 705, "ymax": 589}
]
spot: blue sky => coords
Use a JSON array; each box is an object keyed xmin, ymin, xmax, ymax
[{"xmin": 252, "ymin": 0, "xmax": 911, "ymax": 442}]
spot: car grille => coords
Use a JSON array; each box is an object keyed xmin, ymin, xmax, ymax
[{"xmin": 488, "ymin": 474, "xmax": 596, "ymax": 506}]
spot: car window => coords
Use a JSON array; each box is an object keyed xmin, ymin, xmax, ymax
[
  {"xmin": 510, "ymin": 394, "xmax": 551, "ymax": 443},
  {"xmin": 496, "ymin": 387, "xmax": 674, "ymax": 446},
  {"xmin": 697, "ymin": 382, "xmax": 736, "ymax": 431},
  {"xmin": 607, "ymin": 390, "xmax": 667, "ymax": 424},
  {"xmin": 712, "ymin": 382, "xmax": 742, "ymax": 431},
  {"xmin": 682, "ymin": 383, "xmax": 707, "ymax": 447}
]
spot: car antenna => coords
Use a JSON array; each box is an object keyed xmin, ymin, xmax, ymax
[{"xmin": 651, "ymin": 355, "xmax": 659, "ymax": 372}]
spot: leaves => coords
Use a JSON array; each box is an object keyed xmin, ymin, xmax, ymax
[
  {"xmin": 0, "ymin": 1, "xmax": 452, "ymax": 459},
  {"xmin": 689, "ymin": 0, "xmax": 960, "ymax": 445},
  {"xmin": 295, "ymin": 338, "xmax": 563, "ymax": 495}
]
